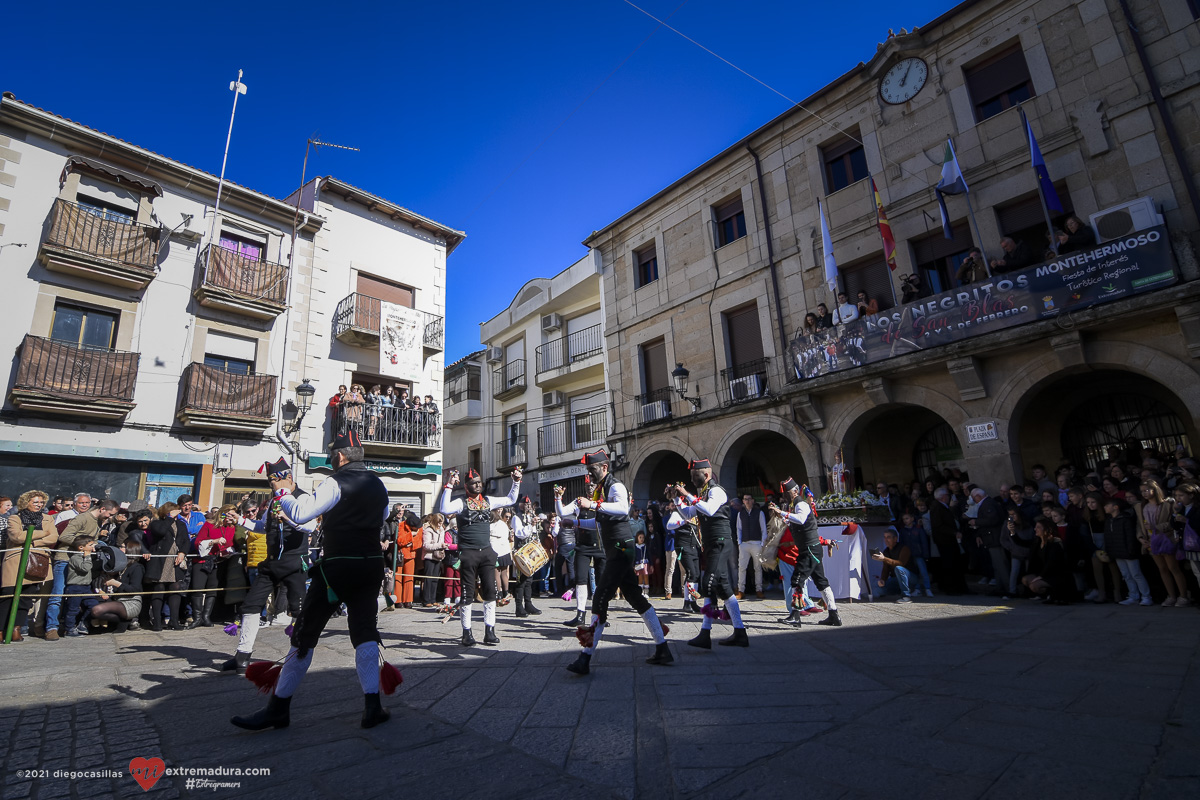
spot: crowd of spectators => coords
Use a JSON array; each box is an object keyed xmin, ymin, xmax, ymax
[{"xmin": 327, "ymin": 383, "xmax": 440, "ymax": 445}]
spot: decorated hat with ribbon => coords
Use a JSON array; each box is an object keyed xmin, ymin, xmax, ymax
[
  {"xmin": 781, "ymin": 477, "xmax": 799, "ymax": 493},
  {"xmin": 258, "ymin": 457, "xmax": 292, "ymax": 479},
  {"xmin": 332, "ymin": 428, "xmax": 361, "ymax": 450},
  {"xmin": 582, "ymin": 450, "xmax": 609, "ymax": 465},
  {"xmin": 688, "ymin": 458, "xmax": 711, "ymax": 470}
]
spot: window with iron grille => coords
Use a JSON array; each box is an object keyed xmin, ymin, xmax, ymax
[
  {"xmin": 635, "ymin": 243, "xmax": 659, "ymax": 288},
  {"xmin": 964, "ymin": 44, "xmax": 1035, "ymax": 122},
  {"xmin": 1061, "ymin": 393, "xmax": 1190, "ymax": 472},
  {"xmin": 913, "ymin": 422, "xmax": 963, "ymax": 482},
  {"xmin": 714, "ymin": 196, "xmax": 747, "ymax": 247}
]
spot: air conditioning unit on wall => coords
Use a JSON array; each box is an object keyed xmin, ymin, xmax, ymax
[
  {"xmin": 1089, "ymin": 197, "xmax": 1163, "ymax": 242},
  {"xmin": 541, "ymin": 313, "xmax": 563, "ymax": 332},
  {"xmin": 640, "ymin": 400, "xmax": 670, "ymax": 424},
  {"xmin": 485, "ymin": 346, "xmax": 504, "ymax": 363},
  {"xmin": 543, "ymin": 390, "xmax": 566, "ymax": 408},
  {"xmin": 728, "ymin": 374, "xmax": 763, "ymax": 403}
]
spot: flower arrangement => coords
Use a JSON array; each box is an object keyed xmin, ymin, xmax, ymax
[{"xmin": 813, "ymin": 491, "xmax": 891, "ymax": 522}]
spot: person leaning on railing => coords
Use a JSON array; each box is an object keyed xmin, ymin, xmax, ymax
[{"xmin": 1, "ymin": 490, "xmax": 59, "ymax": 642}]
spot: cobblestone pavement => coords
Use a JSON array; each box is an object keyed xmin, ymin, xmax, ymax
[{"xmin": 2, "ymin": 594, "xmax": 1199, "ymax": 800}]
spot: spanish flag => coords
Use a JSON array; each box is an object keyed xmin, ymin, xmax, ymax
[{"xmin": 871, "ymin": 177, "xmax": 897, "ymax": 271}]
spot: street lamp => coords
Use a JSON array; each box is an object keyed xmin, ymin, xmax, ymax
[
  {"xmin": 671, "ymin": 363, "xmax": 702, "ymax": 413},
  {"xmin": 283, "ymin": 379, "xmax": 316, "ymax": 435}
]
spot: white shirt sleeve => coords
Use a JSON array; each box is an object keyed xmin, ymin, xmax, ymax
[
  {"xmin": 736, "ymin": 513, "xmax": 743, "ymax": 545},
  {"xmin": 556, "ymin": 498, "xmax": 578, "ymax": 518},
  {"xmin": 237, "ymin": 514, "xmax": 267, "ymax": 533},
  {"xmin": 486, "ymin": 478, "xmax": 521, "ymax": 510},
  {"xmin": 690, "ymin": 485, "xmax": 728, "ymax": 517},
  {"xmin": 666, "ymin": 511, "xmax": 688, "ymax": 531},
  {"xmin": 438, "ymin": 487, "xmax": 463, "ymax": 516},
  {"xmin": 279, "ymin": 479, "xmax": 342, "ymax": 526},
  {"xmin": 783, "ymin": 501, "xmax": 812, "ymax": 526},
  {"xmin": 597, "ymin": 482, "xmax": 629, "ymax": 517}
]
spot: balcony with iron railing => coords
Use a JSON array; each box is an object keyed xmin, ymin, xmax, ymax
[
  {"xmin": 193, "ymin": 244, "xmax": 289, "ymax": 320},
  {"xmin": 634, "ymin": 387, "xmax": 674, "ymax": 427},
  {"xmin": 495, "ymin": 434, "xmax": 528, "ymax": 473},
  {"xmin": 493, "ymin": 359, "xmax": 527, "ymax": 401},
  {"xmin": 10, "ymin": 334, "xmax": 139, "ymax": 422},
  {"xmin": 443, "ymin": 385, "xmax": 482, "ymax": 425},
  {"xmin": 334, "ymin": 402, "xmax": 441, "ymax": 456},
  {"xmin": 537, "ymin": 407, "xmax": 608, "ymax": 460},
  {"xmin": 718, "ymin": 357, "xmax": 773, "ymax": 407},
  {"xmin": 38, "ymin": 198, "xmax": 160, "ymax": 290},
  {"xmin": 176, "ymin": 363, "xmax": 278, "ymax": 432},
  {"xmin": 534, "ymin": 324, "xmax": 603, "ymax": 387},
  {"xmin": 332, "ymin": 293, "xmax": 444, "ymax": 351}
]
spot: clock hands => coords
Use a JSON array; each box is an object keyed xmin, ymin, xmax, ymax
[{"xmin": 900, "ymin": 61, "xmax": 913, "ymax": 87}]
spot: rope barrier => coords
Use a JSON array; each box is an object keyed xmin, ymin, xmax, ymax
[{"xmin": 14, "ymin": 588, "xmax": 225, "ymax": 599}]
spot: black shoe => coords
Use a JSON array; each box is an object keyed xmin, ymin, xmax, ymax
[
  {"xmin": 687, "ymin": 629, "xmax": 712, "ymax": 650},
  {"xmin": 515, "ymin": 608, "xmax": 528, "ymax": 618},
  {"xmin": 687, "ymin": 601, "xmax": 704, "ymax": 614},
  {"xmin": 230, "ymin": 694, "xmax": 290, "ymax": 731},
  {"xmin": 817, "ymin": 609, "xmax": 843, "ymax": 627},
  {"xmin": 719, "ymin": 628, "xmax": 750, "ymax": 648},
  {"xmin": 199, "ymin": 598, "xmax": 215, "ymax": 628},
  {"xmin": 566, "ymin": 653, "xmax": 591, "ymax": 675},
  {"xmin": 461, "ymin": 629, "xmax": 476, "ymax": 647},
  {"xmin": 220, "ymin": 651, "xmax": 252, "ymax": 675},
  {"xmin": 525, "ymin": 604, "xmax": 541, "ymax": 616},
  {"xmin": 483, "ymin": 626, "xmax": 500, "ymax": 646},
  {"xmin": 563, "ymin": 611, "xmax": 585, "ymax": 627},
  {"xmin": 361, "ymin": 693, "xmax": 390, "ymax": 729},
  {"xmin": 646, "ymin": 642, "xmax": 674, "ymax": 666},
  {"xmin": 780, "ymin": 609, "xmax": 804, "ymax": 627}
]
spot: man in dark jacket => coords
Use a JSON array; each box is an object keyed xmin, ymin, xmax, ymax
[
  {"xmin": 970, "ymin": 487, "xmax": 1008, "ymax": 595},
  {"xmin": 1103, "ymin": 498, "xmax": 1152, "ymax": 604},
  {"xmin": 872, "ymin": 528, "xmax": 913, "ymax": 602},
  {"xmin": 930, "ymin": 488, "xmax": 966, "ymax": 594}
]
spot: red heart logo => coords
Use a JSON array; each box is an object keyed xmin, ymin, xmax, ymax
[{"xmin": 129, "ymin": 757, "xmax": 166, "ymax": 792}]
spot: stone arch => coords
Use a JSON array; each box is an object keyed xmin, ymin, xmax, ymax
[
  {"xmin": 710, "ymin": 413, "xmax": 819, "ymax": 493},
  {"xmin": 826, "ymin": 383, "xmax": 971, "ymax": 457},
  {"xmin": 627, "ymin": 432, "xmax": 700, "ymax": 502}
]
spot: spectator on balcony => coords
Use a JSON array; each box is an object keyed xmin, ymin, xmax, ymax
[
  {"xmin": 365, "ymin": 385, "xmax": 384, "ymax": 439},
  {"xmin": 832, "ymin": 292, "xmax": 858, "ymax": 325},
  {"xmin": 856, "ymin": 290, "xmax": 879, "ymax": 318},
  {"xmin": 815, "ymin": 304, "xmax": 834, "ymax": 330},
  {"xmin": 989, "ymin": 236, "xmax": 1034, "ymax": 273},
  {"xmin": 396, "ymin": 388, "xmax": 415, "ymax": 409},
  {"xmin": 329, "ymin": 385, "xmax": 347, "ymax": 409},
  {"xmin": 343, "ymin": 385, "xmax": 365, "ymax": 434},
  {"xmin": 802, "ymin": 313, "xmax": 819, "ymax": 337},
  {"xmin": 1056, "ymin": 215, "xmax": 1096, "ymax": 255},
  {"xmin": 382, "ymin": 386, "xmax": 397, "ymax": 407},
  {"xmin": 954, "ymin": 248, "xmax": 987, "ymax": 285}
]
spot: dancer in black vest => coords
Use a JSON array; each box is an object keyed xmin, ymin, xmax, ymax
[
  {"xmin": 664, "ymin": 500, "xmax": 703, "ymax": 613},
  {"xmin": 231, "ymin": 430, "xmax": 394, "ymax": 731},
  {"xmin": 220, "ymin": 457, "xmax": 316, "ymax": 676},
  {"xmin": 438, "ymin": 467, "xmax": 521, "ymax": 646},
  {"xmin": 767, "ymin": 477, "xmax": 843, "ymax": 627},
  {"xmin": 561, "ymin": 475, "xmax": 606, "ymax": 627},
  {"xmin": 673, "ymin": 458, "xmax": 749, "ymax": 648},
  {"xmin": 557, "ymin": 450, "xmax": 672, "ymax": 674}
]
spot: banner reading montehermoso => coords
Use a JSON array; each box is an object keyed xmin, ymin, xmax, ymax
[
  {"xmin": 379, "ymin": 301, "xmax": 424, "ymax": 382},
  {"xmin": 790, "ymin": 225, "xmax": 1177, "ymax": 380}
]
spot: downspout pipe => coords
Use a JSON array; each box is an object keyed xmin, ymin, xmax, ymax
[
  {"xmin": 746, "ymin": 145, "xmax": 789, "ymax": 358},
  {"xmin": 1117, "ymin": 0, "xmax": 1200, "ymax": 232}
]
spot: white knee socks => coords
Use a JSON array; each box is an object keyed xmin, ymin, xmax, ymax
[
  {"xmin": 726, "ymin": 596, "xmax": 744, "ymax": 629},
  {"xmin": 583, "ymin": 619, "xmax": 606, "ymax": 654},
  {"xmin": 821, "ymin": 586, "xmax": 837, "ymax": 611},
  {"xmin": 576, "ymin": 584, "xmax": 588, "ymax": 613},
  {"xmin": 640, "ymin": 609, "xmax": 666, "ymax": 644},
  {"xmin": 355, "ymin": 642, "xmax": 379, "ymax": 694},
  {"xmin": 237, "ymin": 613, "xmax": 260, "ymax": 654},
  {"xmin": 274, "ymin": 647, "xmax": 312, "ymax": 698},
  {"xmin": 701, "ymin": 599, "xmax": 714, "ymax": 631},
  {"xmin": 484, "ymin": 600, "xmax": 496, "ymax": 627},
  {"xmin": 460, "ymin": 603, "xmax": 473, "ymax": 630}
]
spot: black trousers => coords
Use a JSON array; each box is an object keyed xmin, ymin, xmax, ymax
[
  {"xmin": 421, "ymin": 559, "xmax": 442, "ymax": 605},
  {"xmin": 459, "ymin": 547, "xmax": 497, "ymax": 603},
  {"xmin": 790, "ymin": 542, "xmax": 830, "ymax": 592},
  {"xmin": 241, "ymin": 560, "xmax": 306, "ymax": 616},
  {"xmin": 292, "ymin": 557, "xmax": 384, "ymax": 651},
  {"xmin": 701, "ymin": 538, "xmax": 735, "ymax": 602},
  {"xmin": 0, "ymin": 587, "xmax": 33, "ymax": 633},
  {"xmin": 677, "ymin": 543, "xmax": 701, "ymax": 585},
  {"xmin": 592, "ymin": 542, "xmax": 651, "ymax": 625},
  {"xmin": 573, "ymin": 549, "xmax": 606, "ymax": 588}
]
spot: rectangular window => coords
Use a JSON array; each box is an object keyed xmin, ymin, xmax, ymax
[
  {"xmin": 635, "ymin": 243, "xmax": 659, "ymax": 288},
  {"xmin": 219, "ymin": 231, "xmax": 265, "ymax": 261},
  {"xmin": 640, "ymin": 338, "xmax": 669, "ymax": 393},
  {"xmin": 50, "ymin": 302, "xmax": 119, "ymax": 350},
  {"xmin": 842, "ymin": 258, "xmax": 894, "ymax": 314},
  {"xmin": 714, "ymin": 196, "xmax": 747, "ymax": 247},
  {"xmin": 76, "ymin": 196, "xmax": 135, "ymax": 223},
  {"xmin": 203, "ymin": 354, "xmax": 253, "ymax": 375},
  {"xmin": 996, "ymin": 183, "xmax": 1074, "ymax": 260},
  {"xmin": 468, "ymin": 447, "xmax": 482, "ymax": 475},
  {"xmin": 823, "ymin": 134, "xmax": 869, "ymax": 193},
  {"xmin": 357, "ymin": 273, "xmax": 414, "ymax": 307},
  {"xmin": 725, "ymin": 304, "xmax": 764, "ymax": 368},
  {"xmin": 912, "ymin": 223, "xmax": 975, "ymax": 292},
  {"xmin": 965, "ymin": 44, "xmax": 1035, "ymax": 122}
]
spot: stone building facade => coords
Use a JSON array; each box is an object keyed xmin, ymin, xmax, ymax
[{"xmin": 584, "ymin": 0, "xmax": 1200, "ymax": 500}]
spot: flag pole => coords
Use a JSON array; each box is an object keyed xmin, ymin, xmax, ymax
[
  {"xmin": 869, "ymin": 176, "xmax": 899, "ymax": 306},
  {"xmin": 947, "ymin": 137, "xmax": 993, "ymax": 277},
  {"xmin": 1020, "ymin": 106, "xmax": 1060, "ymax": 257}
]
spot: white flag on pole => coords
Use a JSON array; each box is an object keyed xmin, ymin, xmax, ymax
[{"xmin": 819, "ymin": 199, "xmax": 838, "ymax": 295}]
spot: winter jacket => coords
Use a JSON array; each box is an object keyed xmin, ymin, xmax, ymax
[{"xmin": 1102, "ymin": 510, "xmax": 1141, "ymax": 560}]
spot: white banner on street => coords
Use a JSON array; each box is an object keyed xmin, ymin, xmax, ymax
[{"xmin": 379, "ymin": 302, "xmax": 423, "ymax": 382}]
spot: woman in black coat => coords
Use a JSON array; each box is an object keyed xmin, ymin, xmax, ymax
[
  {"xmin": 88, "ymin": 538, "xmax": 148, "ymax": 632},
  {"xmin": 145, "ymin": 503, "xmax": 191, "ymax": 630}
]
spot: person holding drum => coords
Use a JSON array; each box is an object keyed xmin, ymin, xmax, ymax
[{"xmin": 509, "ymin": 497, "xmax": 542, "ymax": 618}]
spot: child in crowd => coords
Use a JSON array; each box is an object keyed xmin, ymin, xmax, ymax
[
  {"xmin": 633, "ymin": 530, "xmax": 651, "ymax": 596},
  {"xmin": 64, "ymin": 536, "xmax": 99, "ymax": 636}
]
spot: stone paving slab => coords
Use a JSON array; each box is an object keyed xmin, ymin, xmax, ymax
[{"xmin": 1, "ymin": 594, "xmax": 1198, "ymax": 799}]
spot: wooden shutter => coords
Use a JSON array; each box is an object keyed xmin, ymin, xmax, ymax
[
  {"xmin": 726, "ymin": 305, "xmax": 764, "ymax": 367},
  {"xmin": 357, "ymin": 274, "xmax": 413, "ymax": 307},
  {"xmin": 642, "ymin": 339, "xmax": 668, "ymax": 393},
  {"xmin": 843, "ymin": 259, "xmax": 895, "ymax": 312}
]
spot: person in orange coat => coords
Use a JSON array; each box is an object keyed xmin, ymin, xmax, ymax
[{"xmin": 391, "ymin": 505, "xmax": 419, "ymax": 608}]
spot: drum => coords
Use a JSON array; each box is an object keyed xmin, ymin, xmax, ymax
[{"xmin": 513, "ymin": 540, "xmax": 549, "ymax": 577}]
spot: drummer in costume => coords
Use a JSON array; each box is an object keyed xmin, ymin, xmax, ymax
[
  {"xmin": 509, "ymin": 497, "xmax": 542, "ymax": 617},
  {"xmin": 767, "ymin": 477, "xmax": 843, "ymax": 627},
  {"xmin": 557, "ymin": 450, "xmax": 673, "ymax": 675},
  {"xmin": 231, "ymin": 430, "xmax": 395, "ymax": 731},
  {"xmin": 220, "ymin": 457, "xmax": 316, "ymax": 676},
  {"xmin": 664, "ymin": 499, "xmax": 703, "ymax": 613},
  {"xmin": 673, "ymin": 458, "xmax": 750, "ymax": 648},
  {"xmin": 438, "ymin": 467, "xmax": 521, "ymax": 646}
]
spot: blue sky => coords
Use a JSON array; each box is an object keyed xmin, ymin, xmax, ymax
[{"xmin": 3, "ymin": 0, "xmax": 954, "ymax": 362}]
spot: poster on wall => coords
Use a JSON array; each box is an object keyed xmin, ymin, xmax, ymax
[
  {"xmin": 789, "ymin": 226, "xmax": 1177, "ymax": 380},
  {"xmin": 379, "ymin": 301, "xmax": 424, "ymax": 382}
]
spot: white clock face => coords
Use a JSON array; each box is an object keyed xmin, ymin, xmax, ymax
[{"xmin": 880, "ymin": 58, "xmax": 928, "ymax": 104}]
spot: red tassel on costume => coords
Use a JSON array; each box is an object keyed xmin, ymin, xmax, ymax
[
  {"xmin": 662, "ymin": 624, "xmax": 670, "ymax": 637},
  {"xmin": 380, "ymin": 661, "xmax": 403, "ymax": 695},
  {"xmin": 245, "ymin": 661, "xmax": 282, "ymax": 694},
  {"xmin": 575, "ymin": 625, "xmax": 595, "ymax": 649}
]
